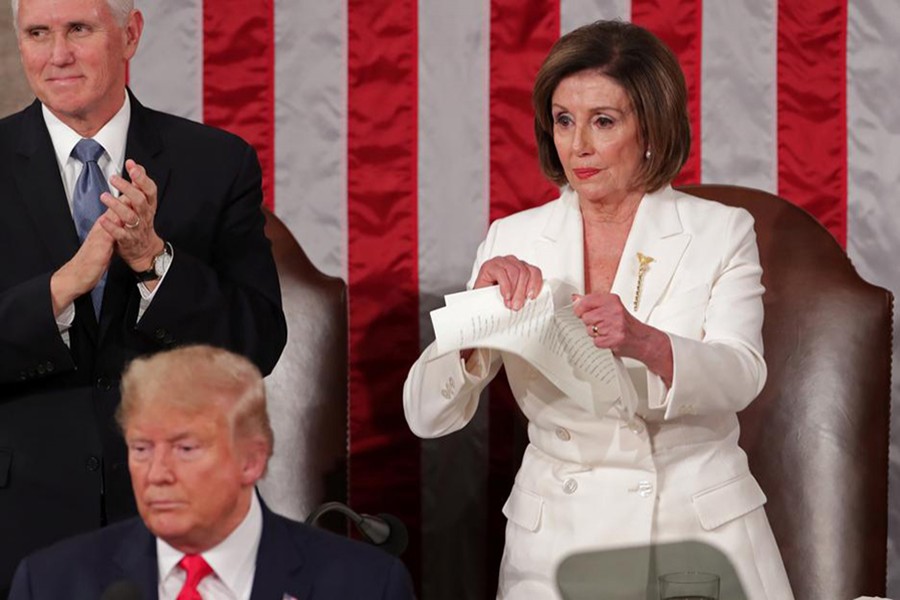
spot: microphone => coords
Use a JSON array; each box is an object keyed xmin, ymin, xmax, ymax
[
  {"xmin": 306, "ymin": 501, "xmax": 409, "ymax": 557},
  {"xmin": 100, "ymin": 580, "xmax": 143, "ymax": 600}
]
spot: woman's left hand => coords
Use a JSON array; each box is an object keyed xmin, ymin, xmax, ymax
[{"xmin": 572, "ymin": 292, "xmax": 673, "ymax": 386}]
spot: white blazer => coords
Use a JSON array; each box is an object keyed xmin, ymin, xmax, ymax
[{"xmin": 404, "ymin": 186, "xmax": 794, "ymax": 600}]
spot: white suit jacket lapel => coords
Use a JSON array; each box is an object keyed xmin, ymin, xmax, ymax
[
  {"xmin": 533, "ymin": 187, "xmax": 586, "ymax": 301},
  {"xmin": 611, "ymin": 186, "xmax": 691, "ymax": 321}
]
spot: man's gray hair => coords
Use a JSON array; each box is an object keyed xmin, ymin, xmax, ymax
[{"xmin": 12, "ymin": 0, "xmax": 134, "ymax": 27}]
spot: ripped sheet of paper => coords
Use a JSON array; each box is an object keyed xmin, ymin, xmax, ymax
[{"xmin": 430, "ymin": 284, "xmax": 627, "ymax": 417}]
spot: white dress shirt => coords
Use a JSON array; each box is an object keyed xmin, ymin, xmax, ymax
[
  {"xmin": 43, "ymin": 93, "xmax": 130, "ymax": 214},
  {"xmin": 42, "ymin": 92, "xmax": 171, "ymax": 341},
  {"xmin": 157, "ymin": 492, "xmax": 263, "ymax": 600}
]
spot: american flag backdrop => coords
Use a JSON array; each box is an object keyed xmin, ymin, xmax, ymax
[{"xmin": 125, "ymin": 0, "xmax": 899, "ymax": 597}]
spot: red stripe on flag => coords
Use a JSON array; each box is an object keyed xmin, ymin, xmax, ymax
[
  {"xmin": 347, "ymin": 0, "xmax": 422, "ymax": 586},
  {"xmin": 632, "ymin": 0, "xmax": 703, "ymax": 185},
  {"xmin": 202, "ymin": 0, "xmax": 276, "ymax": 210},
  {"xmin": 488, "ymin": 0, "xmax": 559, "ymax": 593},
  {"xmin": 489, "ymin": 1, "xmax": 560, "ymax": 222},
  {"xmin": 777, "ymin": 1, "xmax": 847, "ymax": 246}
]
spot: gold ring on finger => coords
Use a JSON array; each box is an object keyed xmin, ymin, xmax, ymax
[{"xmin": 125, "ymin": 218, "xmax": 141, "ymax": 229}]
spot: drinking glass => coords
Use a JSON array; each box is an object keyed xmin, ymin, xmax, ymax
[{"xmin": 658, "ymin": 571, "xmax": 719, "ymax": 600}]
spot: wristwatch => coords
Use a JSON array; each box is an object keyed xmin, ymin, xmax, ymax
[{"xmin": 133, "ymin": 241, "xmax": 173, "ymax": 282}]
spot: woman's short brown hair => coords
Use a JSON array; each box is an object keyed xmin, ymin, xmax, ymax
[{"xmin": 532, "ymin": 20, "xmax": 690, "ymax": 193}]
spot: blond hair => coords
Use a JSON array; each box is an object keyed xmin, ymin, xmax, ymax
[{"xmin": 118, "ymin": 345, "xmax": 274, "ymax": 461}]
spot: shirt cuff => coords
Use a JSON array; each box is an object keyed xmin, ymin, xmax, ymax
[
  {"xmin": 56, "ymin": 302, "xmax": 75, "ymax": 348},
  {"xmin": 56, "ymin": 302, "xmax": 75, "ymax": 329}
]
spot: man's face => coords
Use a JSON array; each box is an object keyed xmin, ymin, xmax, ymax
[
  {"xmin": 125, "ymin": 390, "xmax": 263, "ymax": 553},
  {"xmin": 16, "ymin": 0, "xmax": 142, "ymax": 133}
]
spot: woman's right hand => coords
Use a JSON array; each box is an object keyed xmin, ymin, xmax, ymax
[{"xmin": 473, "ymin": 255, "xmax": 543, "ymax": 310}]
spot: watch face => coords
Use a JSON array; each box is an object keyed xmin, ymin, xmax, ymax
[
  {"xmin": 153, "ymin": 254, "xmax": 165, "ymax": 277},
  {"xmin": 134, "ymin": 244, "xmax": 169, "ymax": 282}
]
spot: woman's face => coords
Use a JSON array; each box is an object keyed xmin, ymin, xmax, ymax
[{"xmin": 551, "ymin": 70, "xmax": 645, "ymax": 205}]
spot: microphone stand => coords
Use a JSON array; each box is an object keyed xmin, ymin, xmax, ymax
[{"xmin": 306, "ymin": 501, "xmax": 408, "ymax": 557}]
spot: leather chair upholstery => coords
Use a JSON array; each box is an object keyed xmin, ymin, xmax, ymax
[
  {"xmin": 680, "ymin": 184, "xmax": 892, "ymax": 600},
  {"xmin": 256, "ymin": 209, "xmax": 348, "ymax": 523}
]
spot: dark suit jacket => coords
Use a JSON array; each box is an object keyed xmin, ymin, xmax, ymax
[
  {"xmin": 8, "ymin": 502, "xmax": 415, "ymax": 600},
  {"xmin": 0, "ymin": 93, "xmax": 287, "ymax": 594}
]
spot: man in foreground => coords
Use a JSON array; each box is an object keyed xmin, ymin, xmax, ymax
[
  {"xmin": 9, "ymin": 345, "xmax": 414, "ymax": 599},
  {"xmin": 0, "ymin": 0, "xmax": 286, "ymax": 589}
]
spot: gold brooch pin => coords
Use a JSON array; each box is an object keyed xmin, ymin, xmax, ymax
[{"xmin": 634, "ymin": 252, "xmax": 654, "ymax": 311}]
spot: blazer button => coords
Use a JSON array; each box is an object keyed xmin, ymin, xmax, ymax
[
  {"xmin": 440, "ymin": 376, "xmax": 457, "ymax": 399},
  {"xmin": 555, "ymin": 427, "xmax": 572, "ymax": 442},
  {"xmin": 36, "ymin": 363, "xmax": 46, "ymax": 375},
  {"xmin": 627, "ymin": 418, "xmax": 645, "ymax": 434},
  {"xmin": 45, "ymin": 361, "xmax": 55, "ymax": 373},
  {"xmin": 629, "ymin": 480, "xmax": 654, "ymax": 498},
  {"xmin": 154, "ymin": 328, "xmax": 167, "ymax": 340},
  {"xmin": 563, "ymin": 478, "xmax": 578, "ymax": 494},
  {"xmin": 85, "ymin": 456, "xmax": 101, "ymax": 472}
]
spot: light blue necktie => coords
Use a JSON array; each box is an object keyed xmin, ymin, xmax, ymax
[{"xmin": 71, "ymin": 138, "xmax": 109, "ymax": 318}]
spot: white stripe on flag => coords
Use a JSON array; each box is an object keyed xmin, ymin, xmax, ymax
[
  {"xmin": 418, "ymin": 0, "xmax": 491, "ymax": 597},
  {"xmin": 561, "ymin": 0, "xmax": 630, "ymax": 34},
  {"xmin": 701, "ymin": 0, "xmax": 777, "ymax": 191},
  {"xmin": 846, "ymin": 1, "xmax": 900, "ymax": 588},
  {"xmin": 417, "ymin": 0, "xmax": 490, "ymax": 333},
  {"xmin": 273, "ymin": 0, "xmax": 347, "ymax": 279},
  {"xmin": 130, "ymin": 0, "xmax": 203, "ymax": 122}
]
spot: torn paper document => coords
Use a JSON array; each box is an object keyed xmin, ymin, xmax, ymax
[{"xmin": 430, "ymin": 284, "xmax": 629, "ymax": 417}]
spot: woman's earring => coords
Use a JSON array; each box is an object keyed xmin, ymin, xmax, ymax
[{"xmin": 645, "ymin": 149, "xmax": 652, "ymax": 160}]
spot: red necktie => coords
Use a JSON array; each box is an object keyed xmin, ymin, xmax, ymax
[{"xmin": 176, "ymin": 554, "xmax": 213, "ymax": 600}]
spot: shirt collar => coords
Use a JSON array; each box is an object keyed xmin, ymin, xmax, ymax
[
  {"xmin": 42, "ymin": 91, "xmax": 131, "ymax": 173},
  {"xmin": 157, "ymin": 491, "xmax": 264, "ymax": 596}
]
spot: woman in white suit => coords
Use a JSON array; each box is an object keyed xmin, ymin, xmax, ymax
[{"xmin": 404, "ymin": 20, "xmax": 793, "ymax": 600}]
